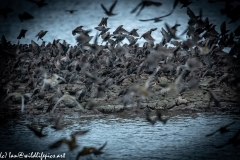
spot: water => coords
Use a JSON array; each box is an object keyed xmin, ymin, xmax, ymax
[{"xmin": 0, "ymin": 113, "xmax": 240, "ymax": 160}]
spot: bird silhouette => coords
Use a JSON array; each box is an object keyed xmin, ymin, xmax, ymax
[
  {"xmin": 18, "ymin": 12, "xmax": 34, "ymax": 22},
  {"xmin": 36, "ymin": 30, "xmax": 48, "ymax": 41},
  {"xmin": 139, "ymin": 0, "xmax": 179, "ymax": 22},
  {"xmin": 76, "ymin": 142, "xmax": 107, "ymax": 159},
  {"xmin": 101, "ymin": 0, "xmax": 118, "ymax": 16},
  {"xmin": 28, "ymin": 0, "xmax": 48, "ymax": 8},
  {"xmin": 65, "ymin": 10, "xmax": 78, "ymax": 14},
  {"xmin": 213, "ymin": 128, "xmax": 240, "ymax": 148},
  {"xmin": 0, "ymin": 7, "xmax": 14, "ymax": 19},
  {"xmin": 17, "ymin": 29, "xmax": 27, "ymax": 39},
  {"xmin": 131, "ymin": 0, "xmax": 162, "ymax": 16},
  {"xmin": 206, "ymin": 121, "xmax": 236, "ymax": 137},
  {"xmin": 27, "ymin": 124, "xmax": 48, "ymax": 138},
  {"xmin": 49, "ymin": 130, "xmax": 89, "ymax": 151}
]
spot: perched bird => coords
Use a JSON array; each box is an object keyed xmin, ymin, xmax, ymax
[
  {"xmin": 131, "ymin": 0, "xmax": 162, "ymax": 16},
  {"xmin": 27, "ymin": 124, "xmax": 48, "ymax": 138},
  {"xmin": 98, "ymin": 17, "xmax": 108, "ymax": 27},
  {"xmin": 36, "ymin": 30, "xmax": 48, "ymax": 41},
  {"xmin": 65, "ymin": 10, "xmax": 78, "ymax": 14},
  {"xmin": 0, "ymin": 7, "xmax": 14, "ymax": 19},
  {"xmin": 206, "ymin": 121, "xmax": 236, "ymax": 137},
  {"xmin": 49, "ymin": 130, "xmax": 89, "ymax": 151},
  {"xmin": 101, "ymin": 0, "xmax": 118, "ymax": 16},
  {"xmin": 76, "ymin": 142, "xmax": 107, "ymax": 159},
  {"xmin": 18, "ymin": 12, "xmax": 34, "ymax": 22},
  {"xmin": 28, "ymin": 0, "xmax": 48, "ymax": 8},
  {"xmin": 17, "ymin": 29, "xmax": 27, "ymax": 39}
]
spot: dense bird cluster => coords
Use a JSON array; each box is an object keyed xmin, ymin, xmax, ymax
[{"xmin": 0, "ymin": 1, "xmax": 240, "ymax": 157}]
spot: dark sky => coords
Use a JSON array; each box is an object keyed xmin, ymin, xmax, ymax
[{"xmin": 0, "ymin": 0, "xmax": 239, "ymax": 45}]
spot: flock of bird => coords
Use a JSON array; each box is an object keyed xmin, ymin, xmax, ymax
[{"xmin": 1, "ymin": 0, "xmax": 240, "ymax": 158}]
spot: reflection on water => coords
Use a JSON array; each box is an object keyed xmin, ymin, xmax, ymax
[{"xmin": 0, "ymin": 113, "xmax": 240, "ymax": 160}]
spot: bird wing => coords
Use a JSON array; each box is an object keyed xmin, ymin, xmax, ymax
[
  {"xmin": 187, "ymin": 7, "xmax": 197, "ymax": 20},
  {"xmin": 131, "ymin": 2, "xmax": 142, "ymax": 13},
  {"xmin": 139, "ymin": 17, "xmax": 158, "ymax": 21},
  {"xmin": 136, "ymin": 4, "xmax": 145, "ymax": 16},
  {"xmin": 73, "ymin": 130, "xmax": 90, "ymax": 136},
  {"xmin": 49, "ymin": 139, "xmax": 65, "ymax": 149},
  {"xmin": 222, "ymin": 121, "xmax": 236, "ymax": 129},
  {"xmin": 110, "ymin": 0, "xmax": 118, "ymax": 12},
  {"xmin": 101, "ymin": 4, "xmax": 108, "ymax": 12}
]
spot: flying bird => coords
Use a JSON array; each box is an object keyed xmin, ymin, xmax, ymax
[
  {"xmin": 36, "ymin": 30, "xmax": 48, "ymax": 41},
  {"xmin": 49, "ymin": 130, "xmax": 89, "ymax": 151},
  {"xmin": 76, "ymin": 142, "xmax": 107, "ymax": 159},
  {"xmin": 131, "ymin": 0, "xmax": 162, "ymax": 16},
  {"xmin": 27, "ymin": 124, "xmax": 48, "ymax": 138},
  {"xmin": 98, "ymin": 17, "xmax": 108, "ymax": 27},
  {"xmin": 139, "ymin": 0, "xmax": 179, "ymax": 22},
  {"xmin": 101, "ymin": 0, "xmax": 118, "ymax": 16},
  {"xmin": 0, "ymin": 7, "xmax": 14, "ymax": 19},
  {"xmin": 28, "ymin": 0, "xmax": 48, "ymax": 8},
  {"xmin": 65, "ymin": 10, "xmax": 78, "ymax": 14},
  {"xmin": 17, "ymin": 29, "xmax": 27, "ymax": 39},
  {"xmin": 18, "ymin": 12, "xmax": 34, "ymax": 22},
  {"xmin": 206, "ymin": 121, "xmax": 236, "ymax": 137}
]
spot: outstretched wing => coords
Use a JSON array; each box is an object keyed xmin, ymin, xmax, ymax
[
  {"xmin": 101, "ymin": 4, "xmax": 108, "ymax": 12},
  {"xmin": 110, "ymin": 0, "xmax": 118, "ymax": 12}
]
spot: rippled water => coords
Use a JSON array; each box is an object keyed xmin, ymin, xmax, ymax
[{"xmin": 0, "ymin": 113, "xmax": 240, "ymax": 160}]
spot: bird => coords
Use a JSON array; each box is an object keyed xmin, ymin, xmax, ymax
[
  {"xmin": 129, "ymin": 29, "xmax": 139, "ymax": 37},
  {"xmin": 101, "ymin": 0, "xmax": 118, "ymax": 16},
  {"xmin": 17, "ymin": 29, "xmax": 27, "ymax": 39},
  {"xmin": 18, "ymin": 12, "xmax": 34, "ymax": 22},
  {"xmin": 2, "ymin": 92, "xmax": 27, "ymax": 113},
  {"xmin": 76, "ymin": 142, "xmax": 107, "ymax": 159},
  {"xmin": 28, "ymin": 0, "xmax": 48, "ymax": 8},
  {"xmin": 51, "ymin": 112, "xmax": 65, "ymax": 131},
  {"xmin": 72, "ymin": 26, "xmax": 84, "ymax": 36},
  {"xmin": 140, "ymin": 28, "xmax": 157, "ymax": 43},
  {"xmin": 27, "ymin": 124, "xmax": 48, "ymax": 138},
  {"xmin": 131, "ymin": 0, "xmax": 162, "ymax": 16},
  {"xmin": 213, "ymin": 128, "xmax": 240, "ymax": 148},
  {"xmin": 65, "ymin": 10, "xmax": 78, "ymax": 14},
  {"xmin": 206, "ymin": 121, "xmax": 236, "ymax": 137},
  {"xmin": 49, "ymin": 130, "xmax": 89, "ymax": 151},
  {"xmin": 36, "ymin": 30, "xmax": 48, "ymax": 41},
  {"xmin": 179, "ymin": 0, "xmax": 192, "ymax": 8},
  {"xmin": 98, "ymin": 17, "xmax": 108, "ymax": 27},
  {"xmin": 208, "ymin": 89, "xmax": 220, "ymax": 107},
  {"xmin": 113, "ymin": 25, "xmax": 129, "ymax": 34},
  {"xmin": 139, "ymin": 0, "xmax": 179, "ymax": 22},
  {"xmin": 0, "ymin": 7, "xmax": 14, "ymax": 19},
  {"xmin": 146, "ymin": 110, "xmax": 169, "ymax": 125},
  {"xmin": 50, "ymin": 92, "xmax": 85, "ymax": 113}
]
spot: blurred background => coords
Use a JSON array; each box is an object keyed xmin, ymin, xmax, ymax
[{"xmin": 0, "ymin": 0, "xmax": 239, "ymax": 46}]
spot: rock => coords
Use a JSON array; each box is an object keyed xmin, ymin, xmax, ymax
[{"xmin": 176, "ymin": 96, "xmax": 189, "ymax": 105}]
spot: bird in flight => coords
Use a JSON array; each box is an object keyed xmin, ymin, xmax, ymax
[
  {"xmin": 17, "ymin": 29, "xmax": 27, "ymax": 39},
  {"xmin": 0, "ymin": 7, "xmax": 14, "ymax": 19},
  {"xmin": 101, "ymin": 0, "xmax": 118, "ymax": 16},
  {"xmin": 28, "ymin": 0, "xmax": 48, "ymax": 8},
  {"xmin": 65, "ymin": 10, "xmax": 78, "ymax": 14},
  {"xmin": 131, "ymin": 0, "xmax": 162, "ymax": 16}
]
